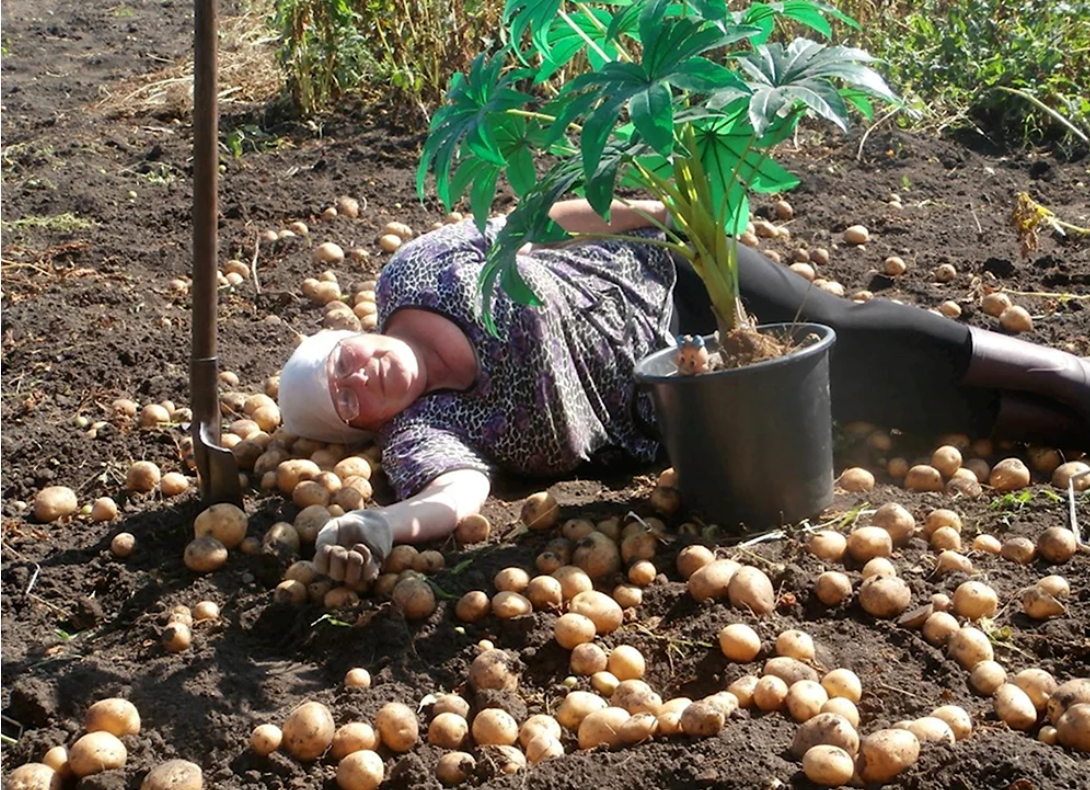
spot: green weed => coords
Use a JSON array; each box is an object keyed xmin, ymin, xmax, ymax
[{"xmin": 2, "ymin": 213, "xmax": 96, "ymax": 233}]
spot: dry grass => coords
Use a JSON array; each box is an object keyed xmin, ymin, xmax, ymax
[{"xmin": 93, "ymin": 8, "xmax": 281, "ymax": 118}]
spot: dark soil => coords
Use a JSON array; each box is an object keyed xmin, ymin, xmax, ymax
[{"xmin": 2, "ymin": 2, "xmax": 1089, "ymax": 789}]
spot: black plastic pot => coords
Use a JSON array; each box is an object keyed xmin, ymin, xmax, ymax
[{"xmin": 634, "ymin": 322, "xmax": 836, "ymax": 531}]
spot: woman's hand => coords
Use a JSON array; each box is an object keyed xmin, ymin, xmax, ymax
[{"xmin": 314, "ymin": 509, "xmax": 394, "ymax": 585}]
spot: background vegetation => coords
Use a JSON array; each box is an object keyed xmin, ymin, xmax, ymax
[{"xmin": 270, "ymin": 0, "xmax": 1090, "ymax": 150}]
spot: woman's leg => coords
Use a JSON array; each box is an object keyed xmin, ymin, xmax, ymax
[{"xmin": 673, "ymin": 247, "xmax": 1089, "ymax": 444}]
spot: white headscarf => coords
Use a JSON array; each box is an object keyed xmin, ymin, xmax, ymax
[{"xmin": 278, "ymin": 330, "xmax": 373, "ymax": 444}]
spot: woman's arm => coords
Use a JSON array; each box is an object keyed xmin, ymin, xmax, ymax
[
  {"xmin": 548, "ymin": 198, "xmax": 667, "ymax": 235},
  {"xmin": 384, "ymin": 467, "xmax": 491, "ymax": 543}
]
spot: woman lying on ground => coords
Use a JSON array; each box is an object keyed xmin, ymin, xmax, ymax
[{"xmin": 277, "ymin": 198, "xmax": 1089, "ymax": 585}]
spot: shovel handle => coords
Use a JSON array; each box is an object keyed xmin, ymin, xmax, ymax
[{"xmin": 192, "ymin": 0, "xmax": 218, "ymax": 360}]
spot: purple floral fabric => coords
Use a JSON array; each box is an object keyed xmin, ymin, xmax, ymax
[{"xmin": 375, "ymin": 218, "xmax": 675, "ymax": 498}]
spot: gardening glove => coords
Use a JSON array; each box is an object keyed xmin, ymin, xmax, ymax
[{"xmin": 314, "ymin": 509, "xmax": 394, "ymax": 587}]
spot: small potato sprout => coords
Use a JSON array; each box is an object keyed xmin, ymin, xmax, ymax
[
  {"xmin": 814, "ymin": 572, "xmax": 852, "ymax": 606},
  {"xmin": 251, "ymin": 724, "xmax": 282, "ymax": 756},
  {"xmin": 336, "ymin": 750, "xmax": 384, "ymax": 790},
  {"xmin": 857, "ymin": 728, "xmax": 920, "ymax": 784},
  {"xmin": 68, "ymin": 732, "xmax": 127, "ymax": 777},
  {"xmin": 802, "ymin": 745, "xmax": 855, "ymax": 787}
]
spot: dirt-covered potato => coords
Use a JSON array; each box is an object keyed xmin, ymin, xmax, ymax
[
  {"xmin": 469, "ymin": 649, "xmax": 520, "ymax": 692},
  {"xmin": 555, "ymin": 612, "xmax": 597, "ymax": 649},
  {"xmin": 140, "ymin": 760, "xmax": 203, "ymax": 790},
  {"xmin": 471, "ymin": 708, "xmax": 518, "ymax": 747},
  {"xmin": 184, "ymin": 536, "xmax": 228, "ymax": 574},
  {"xmin": 930, "ymin": 705, "xmax": 973, "ymax": 740},
  {"xmin": 250, "ymin": 724, "xmax": 282, "ymax": 756},
  {"xmin": 521, "ymin": 491, "xmax": 559, "ymax": 530},
  {"xmin": 1048, "ymin": 678, "xmax": 1090, "ymax": 724},
  {"xmin": 557, "ymin": 690, "xmax": 608, "ymax": 731},
  {"xmin": 859, "ymin": 575, "xmax": 911, "ymax": 618},
  {"xmin": 193, "ymin": 503, "xmax": 248, "ymax": 548},
  {"xmin": 436, "ymin": 752, "xmax": 476, "ymax": 786},
  {"xmin": 611, "ymin": 679, "xmax": 663, "ymax": 715},
  {"xmin": 802, "ymin": 745, "xmax": 854, "ymax": 787},
  {"xmin": 1057, "ymin": 703, "xmax": 1090, "ymax": 752},
  {"xmin": 569, "ymin": 590, "xmax": 623, "ymax": 633},
  {"xmin": 947, "ymin": 626, "xmax": 994, "ymax": 670},
  {"xmin": 375, "ymin": 702, "xmax": 418, "ymax": 753},
  {"xmin": 573, "ymin": 531, "xmax": 622, "ymax": 579},
  {"xmin": 577, "ymin": 706, "xmax": 631, "ymax": 749},
  {"xmin": 871, "ymin": 502, "xmax": 916, "ymax": 544},
  {"xmin": 6, "ymin": 764, "xmax": 62, "ymax": 790},
  {"xmin": 727, "ymin": 565, "xmax": 774, "ymax": 614},
  {"xmin": 814, "ymin": 571, "xmax": 853, "ymax": 606},
  {"xmin": 905, "ymin": 717, "xmax": 955, "ymax": 745},
  {"xmin": 282, "ymin": 701, "xmax": 335, "ymax": 761},
  {"xmin": 391, "ymin": 577, "xmax": 437, "ymax": 620},
  {"xmin": 688, "ymin": 559, "xmax": 741, "ymax": 602},
  {"xmin": 336, "ymin": 749, "xmax": 384, "ymax": 790}
]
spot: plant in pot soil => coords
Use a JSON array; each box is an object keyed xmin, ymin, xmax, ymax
[{"xmin": 418, "ymin": 0, "xmax": 897, "ymax": 528}]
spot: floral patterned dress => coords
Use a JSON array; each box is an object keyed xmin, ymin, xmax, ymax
[{"xmin": 375, "ymin": 217, "xmax": 676, "ymax": 498}]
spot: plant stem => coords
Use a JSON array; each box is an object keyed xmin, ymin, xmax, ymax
[{"xmin": 994, "ymin": 86, "xmax": 1090, "ymax": 143}]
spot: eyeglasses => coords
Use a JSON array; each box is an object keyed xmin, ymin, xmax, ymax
[{"xmin": 327, "ymin": 339, "xmax": 363, "ymax": 423}]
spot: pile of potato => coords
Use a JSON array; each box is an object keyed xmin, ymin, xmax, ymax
[{"xmin": 9, "ymin": 698, "xmax": 203, "ymax": 789}]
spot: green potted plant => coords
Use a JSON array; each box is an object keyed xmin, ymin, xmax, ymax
[{"xmin": 418, "ymin": 0, "xmax": 897, "ymax": 528}]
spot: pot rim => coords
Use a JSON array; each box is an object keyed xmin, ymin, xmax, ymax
[{"xmin": 635, "ymin": 321, "xmax": 836, "ymax": 382}]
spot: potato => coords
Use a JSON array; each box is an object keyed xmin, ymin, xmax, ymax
[
  {"xmin": 776, "ymin": 629, "xmax": 815, "ymax": 661},
  {"xmin": 994, "ymin": 683, "xmax": 1038, "ymax": 730},
  {"xmin": 525, "ymin": 732, "xmax": 565, "ymax": 763},
  {"xmin": 861, "ymin": 557, "xmax": 897, "ymax": 580},
  {"xmin": 1053, "ymin": 461, "xmax": 1090, "ymax": 490},
  {"xmin": 615, "ymin": 712, "xmax": 658, "ymax": 746},
  {"xmin": 719, "ymin": 623, "xmax": 762, "ymax": 662},
  {"xmin": 282, "ymin": 701, "xmax": 335, "ymax": 761},
  {"xmin": 728, "ymin": 675, "xmax": 760, "ymax": 708},
  {"xmin": 808, "ymin": 531, "xmax": 847, "ymax": 562},
  {"xmin": 519, "ymin": 714, "xmax": 562, "ymax": 749},
  {"xmin": 573, "ymin": 706, "xmax": 629, "ymax": 750},
  {"xmin": 573, "ymin": 531, "xmax": 622, "ymax": 579},
  {"xmin": 1038, "ymin": 527, "xmax": 1077, "ymax": 564},
  {"xmin": 843, "ymin": 225, "xmax": 869, "ymax": 245},
  {"xmin": 6, "ymin": 764, "xmax": 61, "ymax": 790},
  {"xmin": 859, "ymin": 575, "xmax": 911, "ymax": 618},
  {"xmin": 1000, "ymin": 535, "xmax": 1036, "ymax": 564},
  {"xmin": 931, "ymin": 704, "xmax": 972, "ymax": 740},
  {"xmin": 611, "ymin": 679, "xmax": 662, "ymax": 716},
  {"xmin": 85, "ymin": 698, "xmax": 141, "ymax": 737},
  {"xmin": 591, "ymin": 671, "xmax": 620, "ymax": 696},
  {"xmin": 786, "ymin": 680, "xmax": 828, "ymax": 722},
  {"xmin": 1014, "ymin": 668, "xmax": 1057, "ymax": 712},
  {"xmin": 391, "ymin": 577, "xmax": 436, "ymax": 620},
  {"xmin": 688, "ymin": 559, "xmax": 741, "ymax": 602},
  {"xmin": 336, "ymin": 750, "xmax": 384, "ymax": 790},
  {"xmin": 934, "ymin": 550, "xmax": 972, "ymax": 577},
  {"xmin": 838, "ymin": 467, "xmax": 875, "ymax": 492},
  {"xmin": 555, "ymin": 612, "xmax": 597, "ymax": 650},
  {"xmin": 679, "ymin": 701, "xmax": 725, "ymax": 738},
  {"xmin": 820, "ymin": 698, "xmax": 860, "ymax": 729},
  {"xmin": 1057, "ymin": 703, "xmax": 1090, "ymax": 752},
  {"xmin": 802, "ymin": 745, "xmax": 854, "ymax": 787},
  {"xmin": 764, "ymin": 656, "xmax": 819, "ymax": 686},
  {"xmin": 68, "ymin": 731, "xmax": 127, "ymax": 777},
  {"xmin": 250, "ymin": 723, "xmax": 282, "ymax": 756},
  {"xmin": 472, "ymin": 708, "xmax": 518, "ymax": 747},
  {"xmin": 519, "ymin": 576, "xmax": 560, "ymax": 612},
  {"xmin": 872, "ymin": 503, "xmax": 916, "ymax": 544},
  {"xmin": 33, "ymin": 486, "xmax": 78, "ymax": 522},
  {"xmin": 435, "ymin": 752, "xmax": 476, "ymax": 786},
  {"xmin": 821, "ymin": 669, "xmax": 862, "ymax": 703},
  {"xmin": 847, "ymin": 526, "xmax": 892, "ymax": 563},
  {"xmin": 184, "ymin": 536, "xmax": 228, "ymax": 574},
  {"xmin": 973, "ymin": 534, "xmax": 1002, "ymax": 554},
  {"xmin": 930, "ymin": 445, "xmax": 962, "ymax": 479},
  {"xmin": 929, "ymin": 525, "xmax": 962, "ymax": 552},
  {"xmin": 905, "ymin": 464, "xmax": 944, "ymax": 492},
  {"xmin": 374, "ymin": 701, "xmax": 418, "ymax": 753},
  {"xmin": 990, "ymin": 458, "xmax": 1031, "ymax": 491},
  {"xmin": 703, "ymin": 691, "xmax": 739, "ymax": 718},
  {"xmin": 906, "ymin": 717, "xmax": 955, "ymax": 745},
  {"xmin": 569, "ymin": 590, "xmax": 623, "ymax": 633},
  {"xmin": 627, "ymin": 559, "xmax": 657, "ymax": 586},
  {"xmin": 608, "ymin": 645, "xmax": 646, "ymax": 681},
  {"xmin": 127, "ymin": 461, "xmax": 162, "ymax": 494},
  {"xmin": 814, "ymin": 571, "xmax": 852, "ymax": 606},
  {"xmin": 469, "ymin": 649, "xmax": 519, "ymax": 692},
  {"xmin": 492, "ymin": 591, "xmax": 532, "ymax": 620},
  {"xmin": 162, "ymin": 621, "xmax": 192, "ymax": 652},
  {"xmin": 981, "ymin": 292, "xmax": 1012, "ymax": 317},
  {"xmin": 999, "ymin": 305, "xmax": 1033, "ymax": 332},
  {"xmin": 923, "ymin": 508, "xmax": 961, "ymax": 538},
  {"xmin": 41, "ymin": 747, "xmax": 71, "ymax": 780},
  {"xmin": 857, "ymin": 728, "xmax": 920, "ymax": 784},
  {"xmin": 1023, "ymin": 585, "xmax": 1066, "ymax": 619},
  {"xmin": 1048, "ymin": 678, "xmax": 1090, "ymax": 724},
  {"xmin": 140, "ymin": 760, "xmax": 202, "ymax": 790},
  {"xmin": 947, "ymin": 626, "xmax": 994, "ymax": 670},
  {"xmin": 969, "ymin": 660, "xmax": 1007, "ymax": 695},
  {"xmin": 431, "ymin": 694, "xmax": 470, "ymax": 720},
  {"xmin": 522, "ymin": 491, "xmax": 559, "ymax": 530},
  {"xmin": 952, "ymin": 580, "xmax": 998, "ymax": 620},
  {"xmin": 934, "ymin": 263, "xmax": 958, "ymax": 283},
  {"xmin": 1039, "ymin": 725, "xmax": 1059, "ymax": 745},
  {"xmin": 452, "ymin": 590, "xmax": 489, "ymax": 623},
  {"xmin": 922, "ymin": 611, "xmax": 960, "ymax": 647},
  {"xmin": 883, "ymin": 255, "xmax": 906, "ymax": 276},
  {"xmin": 553, "ymin": 565, "xmax": 594, "ymax": 600},
  {"xmin": 193, "ymin": 503, "xmax": 248, "ymax": 549},
  {"xmin": 727, "ymin": 565, "xmax": 775, "ymax": 614},
  {"xmin": 791, "ymin": 712, "xmax": 859, "ymax": 758},
  {"xmin": 557, "ymin": 690, "xmax": 608, "ymax": 731},
  {"xmin": 92, "ymin": 497, "xmax": 120, "ymax": 523},
  {"xmin": 612, "ymin": 583, "xmax": 643, "ymax": 610},
  {"xmin": 753, "ymin": 675, "xmax": 789, "ymax": 712}
]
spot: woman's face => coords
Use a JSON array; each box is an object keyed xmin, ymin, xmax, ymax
[{"xmin": 326, "ymin": 333, "xmax": 424, "ymax": 430}]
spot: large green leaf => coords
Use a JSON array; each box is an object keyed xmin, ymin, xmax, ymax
[
  {"xmin": 535, "ymin": 6, "xmax": 637, "ymax": 83},
  {"xmin": 504, "ymin": 0, "xmax": 565, "ymax": 57},
  {"xmin": 416, "ymin": 54, "xmax": 534, "ymax": 210},
  {"xmin": 739, "ymin": 1, "xmax": 859, "ymax": 45},
  {"xmin": 737, "ymin": 38, "xmax": 898, "ymax": 136}
]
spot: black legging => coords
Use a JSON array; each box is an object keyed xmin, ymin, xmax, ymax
[{"xmin": 670, "ymin": 247, "xmax": 1000, "ymax": 436}]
